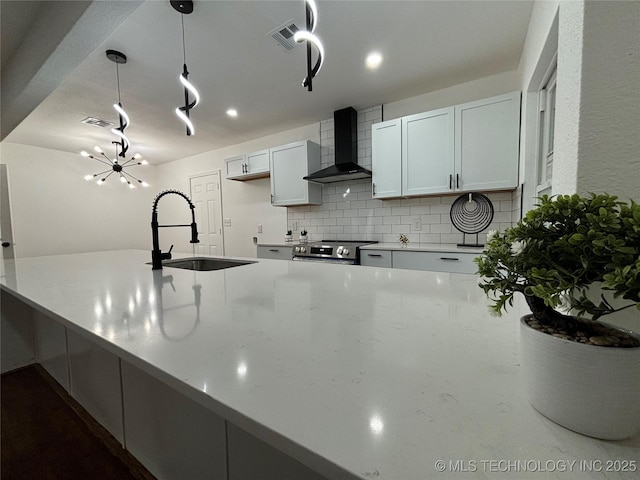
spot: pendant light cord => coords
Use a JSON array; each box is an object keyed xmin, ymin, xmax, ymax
[
  {"xmin": 115, "ymin": 61, "xmax": 121, "ymax": 104},
  {"xmin": 181, "ymin": 13, "xmax": 187, "ymax": 64}
]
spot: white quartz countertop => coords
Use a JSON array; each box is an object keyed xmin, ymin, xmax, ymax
[
  {"xmin": 361, "ymin": 243, "xmax": 484, "ymax": 254},
  {"xmin": 256, "ymin": 242, "xmax": 294, "ymax": 247},
  {"xmin": 2, "ymin": 250, "xmax": 638, "ymax": 479}
]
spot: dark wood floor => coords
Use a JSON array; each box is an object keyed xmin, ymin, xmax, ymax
[{"xmin": 1, "ymin": 365, "xmax": 155, "ymax": 480}]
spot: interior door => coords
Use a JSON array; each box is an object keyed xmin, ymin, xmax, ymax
[
  {"xmin": 190, "ymin": 172, "xmax": 224, "ymax": 256},
  {"xmin": 0, "ymin": 164, "xmax": 15, "ymax": 260}
]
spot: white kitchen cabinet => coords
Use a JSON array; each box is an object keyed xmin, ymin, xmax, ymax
[
  {"xmin": 370, "ymin": 92, "xmax": 520, "ymax": 198},
  {"xmin": 227, "ymin": 422, "xmax": 328, "ymax": 480},
  {"xmin": 226, "ymin": 149, "xmax": 270, "ymax": 181},
  {"xmin": 454, "ymin": 91, "xmax": 520, "ymax": 192},
  {"xmin": 257, "ymin": 245, "xmax": 292, "ymax": 260},
  {"xmin": 270, "ymin": 140, "xmax": 321, "ymax": 206},
  {"xmin": 392, "ymin": 250, "xmax": 477, "ymax": 274},
  {"xmin": 371, "ymin": 119, "xmax": 402, "ymax": 198},
  {"xmin": 402, "ymin": 107, "xmax": 455, "ymax": 196},
  {"xmin": 360, "ymin": 249, "xmax": 393, "ymax": 268},
  {"xmin": 121, "ymin": 360, "xmax": 227, "ymax": 480},
  {"xmin": 67, "ymin": 329, "xmax": 124, "ymax": 445}
]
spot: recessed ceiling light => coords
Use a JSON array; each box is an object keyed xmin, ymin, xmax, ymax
[
  {"xmin": 366, "ymin": 51, "xmax": 383, "ymax": 70},
  {"xmin": 227, "ymin": 108, "xmax": 238, "ymax": 118}
]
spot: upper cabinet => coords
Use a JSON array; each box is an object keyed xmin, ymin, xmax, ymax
[
  {"xmin": 225, "ymin": 149, "xmax": 270, "ymax": 181},
  {"xmin": 371, "ymin": 92, "xmax": 521, "ymax": 198},
  {"xmin": 402, "ymin": 107, "xmax": 455, "ymax": 196},
  {"xmin": 270, "ymin": 141, "xmax": 322, "ymax": 206},
  {"xmin": 454, "ymin": 93, "xmax": 520, "ymax": 192},
  {"xmin": 371, "ymin": 119, "xmax": 402, "ymax": 198}
]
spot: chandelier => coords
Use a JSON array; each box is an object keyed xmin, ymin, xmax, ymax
[{"xmin": 82, "ymin": 50, "xmax": 149, "ymax": 188}]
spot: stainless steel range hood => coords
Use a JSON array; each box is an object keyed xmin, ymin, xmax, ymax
[{"xmin": 303, "ymin": 107, "xmax": 372, "ymax": 184}]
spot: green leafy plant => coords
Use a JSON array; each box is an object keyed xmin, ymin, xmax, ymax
[
  {"xmin": 300, "ymin": 229, "xmax": 307, "ymax": 236},
  {"xmin": 476, "ymin": 193, "xmax": 640, "ymax": 337},
  {"xmin": 286, "ymin": 229, "xmax": 292, "ymax": 236}
]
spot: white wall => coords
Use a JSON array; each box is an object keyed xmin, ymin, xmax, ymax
[
  {"xmin": 554, "ymin": 0, "xmax": 640, "ymax": 201},
  {"xmin": 383, "ymin": 71, "xmax": 518, "ymax": 121},
  {"xmin": 155, "ymin": 123, "xmax": 320, "ymax": 258},
  {"xmin": 0, "ymin": 142, "xmax": 155, "ymax": 258},
  {"xmin": 516, "ymin": 0, "xmax": 559, "ymax": 214}
]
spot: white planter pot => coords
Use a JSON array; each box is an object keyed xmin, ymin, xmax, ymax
[{"xmin": 520, "ymin": 315, "xmax": 640, "ymax": 440}]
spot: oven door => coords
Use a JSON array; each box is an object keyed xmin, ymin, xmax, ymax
[{"xmin": 291, "ymin": 256, "xmax": 357, "ymax": 265}]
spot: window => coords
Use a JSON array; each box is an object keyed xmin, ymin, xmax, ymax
[{"xmin": 536, "ymin": 63, "xmax": 557, "ymax": 196}]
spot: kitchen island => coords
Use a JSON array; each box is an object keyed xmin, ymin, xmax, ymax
[{"xmin": 1, "ymin": 250, "xmax": 638, "ymax": 479}]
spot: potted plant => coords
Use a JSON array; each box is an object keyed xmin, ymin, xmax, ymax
[
  {"xmin": 299, "ymin": 229, "xmax": 308, "ymax": 243},
  {"xmin": 285, "ymin": 229, "xmax": 293, "ymax": 242},
  {"xmin": 476, "ymin": 193, "xmax": 640, "ymax": 440}
]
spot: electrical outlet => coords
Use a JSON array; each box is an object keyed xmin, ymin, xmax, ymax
[
  {"xmin": 257, "ymin": 224, "xmax": 263, "ymax": 233},
  {"xmin": 413, "ymin": 217, "xmax": 421, "ymax": 231},
  {"xmin": 223, "ymin": 218, "xmax": 231, "ymax": 227}
]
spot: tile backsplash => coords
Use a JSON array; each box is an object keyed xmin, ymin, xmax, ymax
[{"xmin": 287, "ymin": 106, "xmax": 519, "ymax": 244}]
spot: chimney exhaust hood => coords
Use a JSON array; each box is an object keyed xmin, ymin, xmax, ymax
[{"xmin": 303, "ymin": 107, "xmax": 372, "ymax": 184}]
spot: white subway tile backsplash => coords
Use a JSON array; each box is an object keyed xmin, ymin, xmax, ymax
[{"xmin": 286, "ymin": 106, "xmax": 515, "ymax": 243}]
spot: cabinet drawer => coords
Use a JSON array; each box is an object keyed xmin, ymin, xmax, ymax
[
  {"xmin": 360, "ymin": 249, "xmax": 392, "ymax": 268},
  {"xmin": 392, "ymin": 251, "xmax": 477, "ymax": 274},
  {"xmin": 257, "ymin": 246, "xmax": 292, "ymax": 261}
]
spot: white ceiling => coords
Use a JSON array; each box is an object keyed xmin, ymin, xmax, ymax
[{"xmin": 2, "ymin": 0, "xmax": 534, "ymax": 165}]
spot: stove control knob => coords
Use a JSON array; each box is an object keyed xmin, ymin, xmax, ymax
[
  {"xmin": 337, "ymin": 246, "xmax": 344, "ymax": 255},
  {"xmin": 301, "ymin": 246, "xmax": 306, "ymax": 253},
  {"xmin": 343, "ymin": 248, "xmax": 350, "ymax": 255},
  {"xmin": 294, "ymin": 246, "xmax": 300, "ymax": 253}
]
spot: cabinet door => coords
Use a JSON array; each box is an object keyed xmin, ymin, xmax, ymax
[
  {"xmin": 226, "ymin": 155, "xmax": 246, "ymax": 179},
  {"xmin": 392, "ymin": 250, "xmax": 477, "ymax": 274},
  {"xmin": 371, "ymin": 119, "xmax": 402, "ymax": 199},
  {"xmin": 270, "ymin": 141, "xmax": 321, "ymax": 206},
  {"xmin": 360, "ymin": 249, "xmax": 393, "ymax": 268},
  {"xmin": 257, "ymin": 245, "xmax": 292, "ymax": 260},
  {"xmin": 402, "ymin": 107, "xmax": 454, "ymax": 196},
  {"xmin": 246, "ymin": 149, "xmax": 270, "ymax": 176},
  {"xmin": 455, "ymin": 92, "xmax": 520, "ymax": 191}
]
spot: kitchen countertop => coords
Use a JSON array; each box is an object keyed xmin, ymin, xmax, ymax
[
  {"xmin": 361, "ymin": 243, "xmax": 484, "ymax": 254},
  {"xmin": 1, "ymin": 250, "xmax": 638, "ymax": 479}
]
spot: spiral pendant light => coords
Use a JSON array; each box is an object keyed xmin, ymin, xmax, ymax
[
  {"xmin": 294, "ymin": 0, "xmax": 325, "ymax": 91},
  {"xmin": 171, "ymin": 0, "xmax": 200, "ymax": 136},
  {"xmin": 81, "ymin": 50, "xmax": 149, "ymax": 188}
]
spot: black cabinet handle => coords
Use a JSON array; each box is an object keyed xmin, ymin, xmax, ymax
[
  {"xmin": 367, "ymin": 254, "xmax": 383, "ymax": 257},
  {"xmin": 449, "ymin": 174, "xmax": 453, "ymax": 189},
  {"xmin": 440, "ymin": 257, "xmax": 459, "ymax": 261},
  {"xmin": 456, "ymin": 174, "xmax": 460, "ymax": 189},
  {"xmin": 268, "ymin": 249, "xmax": 279, "ymax": 252}
]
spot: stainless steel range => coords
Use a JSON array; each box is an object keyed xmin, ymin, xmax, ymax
[{"xmin": 291, "ymin": 240, "xmax": 377, "ymax": 265}]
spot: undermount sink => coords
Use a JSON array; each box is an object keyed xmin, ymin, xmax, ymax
[{"xmin": 159, "ymin": 257, "xmax": 257, "ymax": 271}]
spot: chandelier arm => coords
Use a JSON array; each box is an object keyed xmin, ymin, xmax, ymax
[
  {"xmin": 121, "ymin": 169, "xmax": 144, "ymax": 183},
  {"xmin": 101, "ymin": 171, "xmax": 117, "ymax": 182},
  {"xmin": 90, "ymin": 157, "xmax": 115, "ymax": 167},
  {"xmin": 92, "ymin": 168, "xmax": 113, "ymax": 177},
  {"xmin": 120, "ymin": 156, "xmax": 138, "ymax": 167},
  {"xmin": 99, "ymin": 152, "xmax": 115, "ymax": 164}
]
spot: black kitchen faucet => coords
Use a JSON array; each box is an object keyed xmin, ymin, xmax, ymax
[{"xmin": 151, "ymin": 189, "xmax": 199, "ymax": 269}]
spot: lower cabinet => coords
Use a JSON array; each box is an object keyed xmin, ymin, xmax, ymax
[
  {"xmin": 227, "ymin": 423, "xmax": 328, "ymax": 480},
  {"xmin": 360, "ymin": 249, "xmax": 393, "ymax": 268},
  {"xmin": 257, "ymin": 245, "xmax": 292, "ymax": 260},
  {"xmin": 361, "ymin": 249, "xmax": 477, "ymax": 274},
  {"xmin": 67, "ymin": 329, "xmax": 124, "ymax": 444},
  {"xmin": 392, "ymin": 250, "xmax": 477, "ymax": 274},
  {"xmin": 121, "ymin": 361, "xmax": 227, "ymax": 480}
]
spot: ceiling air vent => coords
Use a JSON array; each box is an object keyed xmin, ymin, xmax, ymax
[
  {"xmin": 267, "ymin": 19, "xmax": 300, "ymax": 51},
  {"xmin": 81, "ymin": 116, "xmax": 114, "ymax": 128}
]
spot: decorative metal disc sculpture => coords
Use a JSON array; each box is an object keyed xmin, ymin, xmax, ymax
[{"xmin": 450, "ymin": 192, "xmax": 494, "ymax": 247}]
